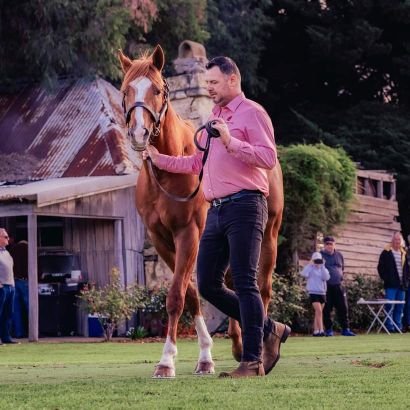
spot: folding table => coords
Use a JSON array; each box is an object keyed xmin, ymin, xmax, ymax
[{"xmin": 357, "ymin": 298, "xmax": 405, "ymax": 334}]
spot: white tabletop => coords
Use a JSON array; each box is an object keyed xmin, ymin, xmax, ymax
[{"xmin": 357, "ymin": 298, "xmax": 405, "ymax": 305}]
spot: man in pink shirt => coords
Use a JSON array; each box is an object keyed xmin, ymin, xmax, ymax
[{"xmin": 144, "ymin": 56, "xmax": 290, "ymax": 378}]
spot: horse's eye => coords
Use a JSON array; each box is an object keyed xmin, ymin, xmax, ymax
[{"xmin": 153, "ymin": 87, "xmax": 161, "ymax": 96}]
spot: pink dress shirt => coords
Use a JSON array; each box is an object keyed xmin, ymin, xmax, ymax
[{"xmin": 154, "ymin": 93, "xmax": 277, "ymax": 201}]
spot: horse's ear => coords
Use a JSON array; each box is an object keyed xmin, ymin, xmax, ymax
[
  {"xmin": 151, "ymin": 45, "xmax": 165, "ymax": 72},
  {"xmin": 118, "ymin": 49, "xmax": 133, "ymax": 74}
]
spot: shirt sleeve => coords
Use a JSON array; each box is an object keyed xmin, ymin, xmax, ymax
[
  {"xmin": 226, "ymin": 109, "xmax": 277, "ymax": 169},
  {"xmin": 300, "ymin": 264, "xmax": 311, "ymax": 278},
  {"xmin": 154, "ymin": 151, "xmax": 204, "ymax": 175},
  {"xmin": 322, "ymin": 266, "xmax": 330, "ymax": 281}
]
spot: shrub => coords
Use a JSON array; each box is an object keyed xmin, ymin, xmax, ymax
[
  {"xmin": 126, "ymin": 326, "xmax": 149, "ymax": 340},
  {"xmin": 347, "ymin": 275, "xmax": 384, "ymax": 330},
  {"xmin": 268, "ymin": 270, "xmax": 308, "ymax": 328},
  {"xmin": 78, "ymin": 267, "xmax": 147, "ymax": 341},
  {"xmin": 142, "ymin": 284, "xmax": 194, "ymax": 335}
]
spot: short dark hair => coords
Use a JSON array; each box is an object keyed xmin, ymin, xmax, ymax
[{"xmin": 205, "ymin": 56, "xmax": 241, "ymax": 77}]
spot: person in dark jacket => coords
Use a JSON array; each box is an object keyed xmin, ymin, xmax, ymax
[
  {"xmin": 321, "ymin": 236, "xmax": 356, "ymax": 336},
  {"xmin": 377, "ymin": 231, "xmax": 409, "ymax": 332}
]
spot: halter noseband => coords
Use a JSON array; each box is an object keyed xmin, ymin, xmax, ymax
[{"xmin": 122, "ymin": 78, "xmax": 169, "ymax": 145}]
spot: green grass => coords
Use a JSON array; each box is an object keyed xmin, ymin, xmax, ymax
[{"xmin": 1, "ymin": 334, "xmax": 410, "ymax": 409}]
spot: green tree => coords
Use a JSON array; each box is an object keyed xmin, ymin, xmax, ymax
[
  {"xmin": 205, "ymin": 0, "xmax": 273, "ymax": 95},
  {"xmin": 0, "ymin": 0, "xmax": 157, "ymax": 88},
  {"xmin": 261, "ymin": 0, "xmax": 410, "ymax": 111},
  {"xmin": 277, "ymin": 143, "xmax": 356, "ymax": 273},
  {"xmin": 144, "ymin": 0, "xmax": 209, "ymax": 68},
  {"xmin": 259, "ymin": 1, "xmax": 410, "ymax": 238}
]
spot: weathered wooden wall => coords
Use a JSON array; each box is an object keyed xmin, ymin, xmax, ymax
[
  {"xmin": 36, "ymin": 186, "xmax": 145, "ymax": 286},
  {"xmin": 334, "ymin": 185, "xmax": 400, "ymax": 280}
]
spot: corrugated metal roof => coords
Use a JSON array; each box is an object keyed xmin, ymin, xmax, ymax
[
  {"xmin": 0, "ymin": 175, "xmax": 137, "ymax": 207},
  {"xmin": 0, "ymin": 78, "xmax": 140, "ymax": 182}
]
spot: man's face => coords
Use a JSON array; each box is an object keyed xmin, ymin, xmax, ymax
[
  {"xmin": 392, "ymin": 234, "xmax": 402, "ymax": 250},
  {"xmin": 205, "ymin": 66, "xmax": 234, "ymax": 107},
  {"xmin": 0, "ymin": 230, "xmax": 10, "ymax": 247},
  {"xmin": 324, "ymin": 241, "xmax": 335, "ymax": 253}
]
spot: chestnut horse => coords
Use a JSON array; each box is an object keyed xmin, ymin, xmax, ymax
[{"xmin": 118, "ymin": 45, "xmax": 284, "ymax": 378}]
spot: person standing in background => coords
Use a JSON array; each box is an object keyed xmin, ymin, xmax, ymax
[
  {"xmin": 7, "ymin": 238, "xmax": 29, "ymax": 338},
  {"xmin": 300, "ymin": 252, "xmax": 330, "ymax": 336},
  {"xmin": 377, "ymin": 231, "xmax": 409, "ymax": 332},
  {"xmin": 405, "ymin": 235, "xmax": 410, "ymax": 332},
  {"xmin": 0, "ymin": 228, "xmax": 18, "ymax": 344},
  {"xmin": 321, "ymin": 236, "xmax": 356, "ymax": 336}
]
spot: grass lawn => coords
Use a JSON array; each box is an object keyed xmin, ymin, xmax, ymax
[{"xmin": 1, "ymin": 334, "xmax": 409, "ymax": 409}]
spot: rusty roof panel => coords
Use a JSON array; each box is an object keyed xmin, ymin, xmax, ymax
[{"xmin": 0, "ymin": 78, "xmax": 138, "ymax": 182}]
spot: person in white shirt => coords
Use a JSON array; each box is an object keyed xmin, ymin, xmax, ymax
[
  {"xmin": 0, "ymin": 228, "xmax": 18, "ymax": 344},
  {"xmin": 300, "ymin": 252, "xmax": 330, "ymax": 336}
]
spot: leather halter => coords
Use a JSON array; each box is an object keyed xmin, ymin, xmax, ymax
[
  {"xmin": 122, "ymin": 78, "xmax": 169, "ymax": 145},
  {"xmin": 121, "ymin": 77, "xmax": 216, "ymax": 202}
]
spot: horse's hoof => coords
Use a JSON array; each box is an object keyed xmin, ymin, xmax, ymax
[
  {"xmin": 193, "ymin": 361, "xmax": 215, "ymax": 375},
  {"xmin": 152, "ymin": 364, "xmax": 175, "ymax": 379}
]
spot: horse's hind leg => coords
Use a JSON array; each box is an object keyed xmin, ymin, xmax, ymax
[
  {"xmin": 223, "ymin": 270, "xmax": 243, "ymax": 362},
  {"xmin": 185, "ymin": 283, "xmax": 215, "ymax": 375}
]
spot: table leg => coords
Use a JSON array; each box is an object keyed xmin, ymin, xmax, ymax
[
  {"xmin": 367, "ymin": 305, "xmax": 390, "ymax": 334},
  {"xmin": 382, "ymin": 305, "xmax": 402, "ymax": 334}
]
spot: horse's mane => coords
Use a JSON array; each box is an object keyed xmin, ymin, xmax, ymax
[{"xmin": 121, "ymin": 52, "xmax": 164, "ymax": 92}]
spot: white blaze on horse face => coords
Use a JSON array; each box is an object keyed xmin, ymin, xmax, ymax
[{"xmin": 128, "ymin": 77, "xmax": 152, "ymax": 145}]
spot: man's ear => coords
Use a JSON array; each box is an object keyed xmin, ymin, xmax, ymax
[
  {"xmin": 151, "ymin": 45, "xmax": 165, "ymax": 72},
  {"xmin": 229, "ymin": 73, "xmax": 239, "ymax": 88},
  {"xmin": 118, "ymin": 49, "xmax": 133, "ymax": 73}
]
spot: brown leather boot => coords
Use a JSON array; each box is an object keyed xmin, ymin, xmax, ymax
[
  {"xmin": 263, "ymin": 321, "xmax": 291, "ymax": 375},
  {"xmin": 219, "ymin": 361, "xmax": 265, "ymax": 378}
]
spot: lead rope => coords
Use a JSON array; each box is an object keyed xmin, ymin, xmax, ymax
[{"xmin": 146, "ymin": 121, "xmax": 220, "ymax": 202}]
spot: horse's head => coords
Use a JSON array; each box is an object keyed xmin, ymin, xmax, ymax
[{"xmin": 119, "ymin": 45, "xmax": 169, "ymax": 152}]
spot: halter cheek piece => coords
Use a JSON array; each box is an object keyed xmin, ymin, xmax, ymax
[{"xmin": 122, "ymin": 78, "xmax": 169, "ymax": 143}]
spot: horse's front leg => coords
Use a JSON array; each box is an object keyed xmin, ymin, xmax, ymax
[
  {"xmin": 185, "ymin": 282, "xmax": 215, "ymax": 375},
  {"xmin": 153, "ymin": 229, "xmax": 213, "ymax": 378}
]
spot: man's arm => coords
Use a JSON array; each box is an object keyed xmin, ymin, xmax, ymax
[
  {"xmin": 212, "ymin": 110, "xmax": 277, "ymax": 169},
  {"xmin": 144, "ymin": 145, "xmax": 204, "ymax": 175}
]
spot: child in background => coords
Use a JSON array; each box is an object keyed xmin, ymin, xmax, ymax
[{"xmin": 300, "ymin": 252, "xmax": 330, "ymax": 336}]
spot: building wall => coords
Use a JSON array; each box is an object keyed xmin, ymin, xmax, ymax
[
  {"xmin": 36, "ymin": 186, "xmax": 145, "ymax": 287},
  {"xmin": 334, "ymin": 194, "xmax": 401, "ymax": 280}
]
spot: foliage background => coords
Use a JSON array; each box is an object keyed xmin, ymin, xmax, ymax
[{"xmin": 1, "ymin": 0, "xmax": 409, "ymax": 271}]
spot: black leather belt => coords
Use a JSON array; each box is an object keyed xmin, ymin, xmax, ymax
[{"xmin": 210, "ymin": 190, "xmax": 262, "ymax": 207}]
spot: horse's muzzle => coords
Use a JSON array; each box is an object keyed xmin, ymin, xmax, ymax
[{"xmin": 128, "ymin": 127, "xmax": 150, "ymax": 151}]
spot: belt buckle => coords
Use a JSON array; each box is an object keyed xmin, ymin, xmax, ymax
[{"xmin": 212, "ymin": 198, "xmax": 223, "ymax": 207}]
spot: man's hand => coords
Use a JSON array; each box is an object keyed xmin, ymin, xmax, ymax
[
  {"xmin": 210, "ymin": 118, "xmax": 231, "ymax": 148},
  {"xmin": 142, "ymin": 145, "xmax": 159, "ymax": 164}
]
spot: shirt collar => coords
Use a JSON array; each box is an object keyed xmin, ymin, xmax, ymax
[{"xmin": 212, "ymin": 92, "xmax": 245, "ymax": 115}]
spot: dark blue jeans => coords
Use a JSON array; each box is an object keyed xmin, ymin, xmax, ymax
[
  {"xmin": 0, "ymin": 284, "xmax": 15, "ymax": 342},
  {"xmin": 384, "ymin": 287, "xmax": 405, "ymax": 331},
  {"xmin": 197, "ymin": 192, "xmax": 268, "ymax": 362}
]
